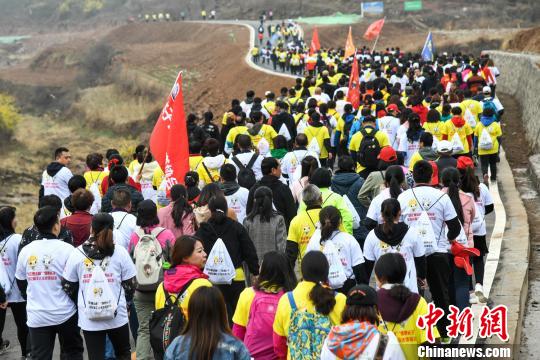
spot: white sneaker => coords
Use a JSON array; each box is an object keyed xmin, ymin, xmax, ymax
[
  {"xmin": 475, "ymin": 284, "xmax": 488, "ymax": 303},
  {"xmin": 469, "ymin": 292, "xmax": 478, "ymax": 304}
]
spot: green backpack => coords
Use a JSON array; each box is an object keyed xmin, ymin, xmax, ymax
[{"xmin": 286, "ymin": 292, "xmax": 333, "ymax": 359}]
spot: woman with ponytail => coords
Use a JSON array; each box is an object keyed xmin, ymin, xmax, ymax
[
  {"xmin": 195, "ymin": 195, "xmax": 259, "ymax": 322},
  {"xmin": 63, "ymin": 213, "xmax": 136, "ymax": 360},
  {"xmin": 243, "ymin": 186, "xmax": 287, "ymax": 257},
  {"xmin": 318, "ymin": 206, "xmax": 366, "ymax": 293},
  {"xmin": 375, "ymin": 253, "xmax": 437, "ymax": 359},
  {"xmin": 184, "ymin": 171, "xmax": 201, "ymax": 205},
  {"xmin": 158, "ymin": 184, "xmax": 195, "ymax": 239},
  {"xmin": 290, "ymin": 155, "xmax": 319, "ymax": 203},
  {"xmin": 398, "ymin": 112, "xmax": 424, "ymax": 166},
  {"xmin": 441, "ymin": 166, "xmax": 476, "ymax": 310},
  {"xmin": 364, "ymin": 199, "xmax": 426, "ymax": 294},
  {"xmin": 364, "ymin": 165, "xmax": 406, "ymax": 231},
  {"xmin": 273, "ymin": 251, "xmax": 346, "ymax": 359}
]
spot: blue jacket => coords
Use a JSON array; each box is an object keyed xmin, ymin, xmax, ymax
[{"xmin": 165, "ymin": 333, "xmax": 251, "ymax": 360}]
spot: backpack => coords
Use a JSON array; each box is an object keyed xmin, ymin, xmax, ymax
[
  {"xmin": 133, "ymin": 228, "xmax": 166, "ymax": 291},
  {"xmin": 464, "ymin": 108, "xmax": 477, "ymax": 128},
  {"xmin": 482, "ymin": 99, "xmax": 500, "ymax": 120},
  {"xmin": 0, "ymin": 236, "xmax": 14, "ymax": 297},
  {"xmin": 287, "ymin": 292, "xmax": 333, "ymax": 360},
  {"xmin": 343, "ymin": 113, "xmax": 356, "ymax": 143},
  {"xmin": 306, "ymin": 128, "xmax": 321, "ymax": 155},
  {"xmin": 322, "ymin": 241, "xmax": 347, "ymax": 289},
  {"xmin": 81, "ymin": 255, "xmax": 121, "ymax": 321},
  {"xmin": 149, "ymin": 278, "xmax": 195, "ymax": 360},
  {"xmin": 278, "ymin": 123, "xmax": 292, "ymax": 141},
  {"xmin": 244, "ymin": 290, "xmax": 284, "ymax": 358},
  {"xmin": 411, "ymin": 189, "xmax": 445, "ymax": 254},
  {"xmin": 357, "ymin": 127, "xmax": 381, "ymax": 169},
  {"xmin": 203, "ymin": 238, "xmax": 236, "ymax": 285},
  {"xmin": 451, "ymin": 132, "xmax": 465, "ymax": 154},
  {"xmin": 231, "ymin": 153, "xmax": 258, "ymax": 190},
  {"xmin": 88, "ymin": 172, "xmax": 102, "ymax": 215},
  {"xmin": 479, "ymin": 128, "xmax": 494, "ymax": 150}
]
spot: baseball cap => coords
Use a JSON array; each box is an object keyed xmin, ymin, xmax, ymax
[
  {"xmin": 346, "ymin": 284, "xmax": 377, "ymax": 306},
  {"xmin": 436, "ymin": 140, "xmax": 453, "ymax": 154},
  {"xmin": 378, "ymin": 146, "xmax": 397, "ymax": 162},
  {"xmin": 482, "ymin": 86, "xmax": 492, "ymax": 94},
  {"xmin": 386, "ymin": 104, "xmax": 400, "ymax": 114},
  {"xmin": 457, "ymin": 156, "xmax": 475, "ymax": 170},
  {"xmin": 265, "ymin": 90, "xmax": 272, "ymax": 96}
]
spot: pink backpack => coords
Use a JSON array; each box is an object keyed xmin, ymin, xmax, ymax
[{"xmin": 244, "ymin": 289, "xmax": 284, "ymax": 360}]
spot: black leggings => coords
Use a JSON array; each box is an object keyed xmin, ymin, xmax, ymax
[
  {"xmin": 0, "ymin": 301, "xmax": 30, "ymax": 356},
  {"xmin": 83, "ymin": 323, "xmax": 131, "ymax": 360},
  {"xmin": 217, "ymin": 281, "xmax": 246, "ymax": 325},
  {"xmin": 480, "ymin": 154, "xmax": 498, "ymax": 181}
]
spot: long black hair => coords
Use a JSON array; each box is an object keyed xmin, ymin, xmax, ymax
[
  {"xmin": 208, "ymin": 195, "xmax": 228, "ymax": 225},
  {"xmin": 374, "ymin": 252, "xmax": 412, "ymax": 303},
  {"xmin": 0, "ymin": 206, "xmax": 16, "ymax": 240},
  {"xmin": 301, "ymin": 155, "xmax": 319, "ymax": 179},
  {"xmin": 302, "ymin": 251, "xmax": 336, "ymax": 316},
  {"xmin": 246, "ymin": 186, "xmax": 274, "ymax": 222},
  {"xmin": 381, "ymin": 198, "xmax": 401, "ymax": 236},
  {"xmin": 441, "ymin": 167, "xmax": 464, "ymax": 223},
  {"xmin": 385, "ymin": 165, "xmax": 405, "ymax": 199},
  {"xmin": 406, "ymin": 112, "xmax": 423, "ymax": 142},
  {"xmin": 170, "ymin": 184, "xmax": 193, "ymax": 228},
  {"xmin": 459, "ymin": 166, "xmax": 480, "ymax": 201},
  {"xmin": 319, "ymin": 206, "xmax": 341, "ymax": 241},
  {"xmin": 254, "ymin": 251, "xmax": 297, "ymax": 292}
]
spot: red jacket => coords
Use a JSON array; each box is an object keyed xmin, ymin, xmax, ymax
[{"xmin": 61, "ymin": 211, "xmax": 93, "ymax": 247}]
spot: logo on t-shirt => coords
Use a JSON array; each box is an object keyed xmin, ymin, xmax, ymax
[
  {"xmin": 42, "ymin": 255, "xmax": 53, "ymax": 270},
  {"xmin": 28, "ymin": 255, "xmax": 38, "ymax": 270}
]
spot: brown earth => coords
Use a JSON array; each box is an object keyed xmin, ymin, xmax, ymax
[{"xmin": 503, "ymin": 26, "xmax": 540, "ymax": 53}]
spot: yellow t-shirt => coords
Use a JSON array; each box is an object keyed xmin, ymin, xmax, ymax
[
  {"xmin": 288, "ymin": 208, "xmax": 321, "ymax": 263},
  {"xmin": 474, "ymin": 121, "xmax": 502, "ymax": 155},
  {"xmin": 422, "ymin": 121, "xmax": 444, "ymax": 141},
  {"xmin": 294, "ymin": 113, "xmax": 308, "ymax": 125},
  {"xmin": 225, "ymin": 125, "xmax": 249, "ymax": 149},
  {"xmin": 273, "ymin": 281, "xmax": 347, "ymax": 360},
  {"xmin": 249, "ymin": 124, "xmax": 278, "ymax": 149},
  {"xmin": 155, "ymin": 279, "xmax": 212, "ymax": 317},
  {"xmin": 460, "ymin": 99, "xmax": 483, "ymax": 121},
  {"xmin": 189, "ymin": 155, "xmax": 204, "ymax": 171},
  {"xmin": 232, "ymin": 286, "xmax": 284, "ymax": 327},
  {"xmin": 304, "ymin": 125, "xmax": 330, "ymax": 159},
  {"xmin": 128, "ymin": 159, "xmax": 140, "ymax": 176},
  {"xmin": 408, "ymin": 151, "xmax": 424, "ymax": 172},
  {"xmin": 442, "ymin": 121, "xmax": 474, "ymax": 154},
  {"xmin": 197, "ymin": 160, "xmax": 225, "ymax": 185},
  {"xmin": 152, "ymin": 167, "xmax": 164, "ymax": 189},
  {"xmin": 262, "ymin": 101, "xmax": 276, "ymax": 116},
  {"xmin": 348, "ymin": 128, "xmax": 390, "ymax": 172},
  {"xmin": 84, "ymin": 170, "xmax": 108, "ymax": 195},
  {"xmin": 378, "ymin": 297, "xmax": 439, "ymax": 360}
]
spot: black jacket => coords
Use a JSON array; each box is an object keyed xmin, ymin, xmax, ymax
[
  {"xmin": 101, "ymin": 183, "xmax": 144, "ymax": 214},
  {"xmin": 247, "ymin": 175, "xmax": 296, "ymax": 228},
  {"xmin": 195, "ymin": 218, "xmax": 259, "ymax": 276},
  {"xmin": 201, "ymin": 122, "xmax": 220, "ymax": 140},
  {"xmin": 19, "ymin": 226, "xmax": 73, "ymax": 254},
  {"xmin": 188, "ymin": 123, "xmax": 209, "ymax": 145},
  {"xmin": 271, "ymin": 111, "xmax": 297, "ymax": 146}
]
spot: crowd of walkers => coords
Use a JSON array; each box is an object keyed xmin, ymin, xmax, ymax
[{"xmin": 0, "ymin": 44, "xmax": 503, "ymax": 360}]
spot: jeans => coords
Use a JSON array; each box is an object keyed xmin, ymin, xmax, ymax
[
  {"xmin": 426, "ymin": 253, "xmax": 451, "ymax": 338},
  {"xmin": 83, "ymin": 324, "xmax": 131, "ymax": 360},
  {"xmin": 28, "ymin": 313, "xmax": 84, "ymax": 360},
  {"xmin": 217, "ymin": 281, "xmax": 246, "ymax": 325},
  {"xmin": 134, "ymin": 291, "xmax": 155, "ymax": 360},
  {"xmin": 480, "ymin": 153, "xmax": 498, "ymax": 180},
  {"xmin": 449, "ymin": 255, "xmax": 471, "ymax": 311},
  {"xmin": 0, "ymin": 301, "xmax": 30, "ymax": 356}
]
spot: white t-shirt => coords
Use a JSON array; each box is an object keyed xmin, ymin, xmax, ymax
[
  {"xmin": 363, "ymin": 227, "xmax": 425, "ymax": 293},
  {"xmin": 280, "ymin": 149, "xmax": 320, "ymax": 181},
  {"xmin": 0, "ymin": 234, "xmax": 24, "ymax": 302},
  {"xmin": 335, "ymin": 100, "xmax": 351, "ymax": 116},
  {"xmin": 398, "ymin": 137, "xmax": 420, "ymax": 167},
  {"xmin": 41, "ymin": 166, "xmax": 73, "ymax": 202},
  {"xmin": 230, "ymin": 152, "xmax": 264, "ymax": 180},
  {"xmin": 395, "ymin": 124, "xmax": 408, "ymax": 152},
  {"xmin": 111, "ymin": 211, "xmax": 138, "ymax": 250},
  {"xmin": 472, "ymin": 183, "xmax": 494, "ymax": 236},
  {"xmin": 16, "ymin": 238, "xmax": 76, "ymax": 327},
  {"xmin": 321, "ymin": 330, "xmax": 404, "ymax": 360},
  {"xmin": 366, "ymin": 188, "xmax": 392, "ymax": 224},
  {"xmin": 225, "ymin": 187, "xmax": 250, "ymax": 224},
  {"xmin": 63, "ymin": 245, "xmax": 136, "ymax": 331},
  {"xmin": 398, "ymin": 186, "xmax": 457, "ymax": 255},
  {"xmin": 319, "ymin": 231, "xmax": 364, "ymax": 280},
  {"xmin": 377, "ymin": 116, "xmax": 401, "ymax": 149}
]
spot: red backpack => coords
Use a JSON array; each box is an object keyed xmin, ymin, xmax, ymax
[{"xmin": 244, "ymin": 290, "xmax": 284, "ymax": 360}]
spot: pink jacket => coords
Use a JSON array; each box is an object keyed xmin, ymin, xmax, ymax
[
  {"xmin": 442, "ymin": 189, "xmax": 476, "ymax": 248},
  {"xmin": 128, "ymin": 225, "xmax": 177, "ymax": 254},
  {"xmin": 290, "ymin": 176, "xmax": 309, "ymax": 203},
  {"xmin": 157, "ymin": 203, "xmax": 195, "ymax": 239}
]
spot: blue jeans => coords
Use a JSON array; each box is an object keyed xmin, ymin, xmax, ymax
[
  {"xmin": 105, "ymin": 336, "xmax": 115, "ymax": 360},
  {"xmin": 449, "ymin": 255, "xmax": 471, "ymax": 311}
]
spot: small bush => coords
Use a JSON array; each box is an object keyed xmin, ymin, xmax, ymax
[
  {"xmin": 0, "ymin": 93, "xmax": 22, "ymax": 141},
  {"xmin": 76, "ymin": 41, "xmax": 116, "ymax": 88}
]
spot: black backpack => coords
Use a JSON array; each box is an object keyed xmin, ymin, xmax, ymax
[
  {"xmin": 357, "ymin": 127, "xmax": 381, "ymax": 170},
  {"xmin": 232, "ymin": 153, "xmax": 258, "ymax": 189},
  {"xmin": 149, "ymin": 279, "xmax": 195, "ymax": 360}
]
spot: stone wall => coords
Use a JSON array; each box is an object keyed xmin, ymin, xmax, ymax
[{"xmin": 486, "ymin": 51, "xmax": 540, "ymax": 152}]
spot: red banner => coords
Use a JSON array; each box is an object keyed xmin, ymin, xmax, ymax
[
  {"xmin": 347, "ymin": 54, "xmax": 360, "ymax": 109},
  {"xmin": 310, "ymin": 27, "xmax": 320, "ymax": 55},
  {"xmin": 150, "ymin": 71, "xmax": 190, "ymax": 190},
  {"xmin": 363, "ymin": 18, "xmax": 385, "ymax": 41}
]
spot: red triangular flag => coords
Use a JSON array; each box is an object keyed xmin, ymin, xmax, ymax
[
  {"xmin": 150, "ymin": 71, "xmax": 190, "ymax": 190},
  {"xmin": 347, "ymin": 54, "xmax": 361, "ymax": 109},
  {"xmin": 363, "ymin": 18, "xmax": 385, "ymax": 41},
  {"xmin": 310, "ymin": 27, "xmax": 320, "ymax": 55}
]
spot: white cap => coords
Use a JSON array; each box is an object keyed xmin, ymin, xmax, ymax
[
  {"xmin": 265, "ymin": 91, "xmax": 271, "ymax": 96},
  {"xmin": 437, "ymin": 140, "xmax": 453, "ymax": 153},
  {"xmin": 482, "ymin": 86, "xmax": 492, "ymax": 94}
]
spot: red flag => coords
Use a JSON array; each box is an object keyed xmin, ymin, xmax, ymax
[
  {"xmin": 344, "ymin": 26, "xmax": 355, "ymax": 59},
  {"xmin": 310, "ymin": 27, "xmax": 320, "ymax": 55},
  {"xmin": 347, "ymin": 54, "xmax": 361, "ymax": 109},
  {"xmin": 482, "ymin": 66, "xmax": 495, "ymax": 85},
  {"xmin": 363, "ymin": 18, "xmax": 385, "ymax": 41},
  {"xmin": 150, "ymin": 72, "xmax": 190, "ymax": 190}
]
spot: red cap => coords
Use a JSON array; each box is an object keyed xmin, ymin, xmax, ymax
[
  {"xmin": 457, "ymin": 156, "xmax": 474, "ymax": 170},
  {"xmin": 378, "ymin": 146, "xmax": 397, "ymax": 162},
  {"xmin": 387, "ymin": 104, "xmax": 400, "ymax": 114},
  {"xmin": 377, "ymin": 110, "xmax": 387, "ymax": 118}
]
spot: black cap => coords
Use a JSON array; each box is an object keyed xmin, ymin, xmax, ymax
[
  {"xmin": 346, "ymin": 285, "xmax": 377, "ymax": 306},
  {"xmin": 91, "ymin": 213, "xmax": 114, "ymax": 233}
]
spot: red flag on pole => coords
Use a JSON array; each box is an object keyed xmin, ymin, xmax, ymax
[
  {"xmin": 347, "ymin": 53, "xmax": 361, "ymax": 110},
  {"xmin": 344, "ymin": 26, "xmax": 356, "ymax": 59},
  {"xmin": 150, "ymin": 71, "xmax": 190, "ymax": 191},
  {"xmin": 363, "ymin": 18, "xmax": 385, "ymax": 41},
  {"xmin": 310, "ymin": 27, "xmax": 320, "ymax": 55}
]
